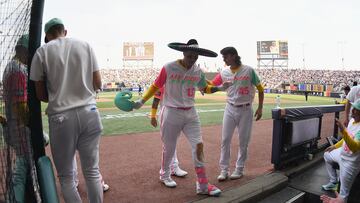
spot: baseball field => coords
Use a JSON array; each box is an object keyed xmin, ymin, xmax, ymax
[
  {"xmin": 40, "ymin": 92, "xmax": 337, "ymax": 135},
  {"xmin": 40, "ymin": 92, "xmax": 339, "ymax": 202}
]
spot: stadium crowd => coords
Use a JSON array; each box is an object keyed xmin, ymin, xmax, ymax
[
  {"xmin": 100, "ymin": 68, "xmax": 360, "ymax": 92},
  {"xmin": 100, "ymin": 68, "xmax": 160, "ymax": 90},
  {"xmin": 257, "ymin": 68, "xmax": 360, "ymax": 92}
]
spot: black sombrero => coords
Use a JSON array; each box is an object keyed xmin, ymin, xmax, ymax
[{"xmin": 168, "ymin": 39, "xmax": 218, "ymax": 57}]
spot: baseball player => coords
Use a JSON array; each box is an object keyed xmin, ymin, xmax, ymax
[
  {"xmin": 133, "ymin": 39, "xmax": 231, "ymax": 196},
  {"xmin": 344, "ymin": 84, "xmax": 360, "ymax": 126},
  {"xmin": 321, "ymin": 100, "xmax": 360, "ymax": 202},
  {"xmin": 30, "ymin": 18, "xmax": 103, "ymax": 202},
  {"xmin": 335, "ymin": 85, "xmax": 350, "ymax": 104},
  {"xmin": 211, "ymin": 47, "xmax": 264, "ymax": 181},
  {"xmin": 150, "ymin": 87, "xmax": 188, "ymax": 177},
  {"xmin": 43, "ymin": 30, "xmax": 110, "ymax": 194},
  {"xmin": 2, "ymin": 34, "xmax": 30, "ymax": 203}
]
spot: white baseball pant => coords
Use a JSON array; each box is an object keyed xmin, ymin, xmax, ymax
[
  {"xmin": 219, "ymin": 103, "xmax": 253, "ymax": 172},
  {"xmin": 159, "ymin": 106, "xmax": 203, "ymax": 180},
  {"xmin": 49, "ymin": 105, "xmax": 103, "ymax": 203},
  {"xmin": 324, "ymin": 148, "xmax": 360, "ymax": 201}
]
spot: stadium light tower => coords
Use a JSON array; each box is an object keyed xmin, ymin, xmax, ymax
[
  {"xmin": 302, "ymin": 43, "xmax": 306, "ymax": 69},
  {"xmin": 338, "ymin": 41, "xmax": 346, "ymax": 70}
]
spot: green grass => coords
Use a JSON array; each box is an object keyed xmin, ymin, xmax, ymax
[{"xmin": 41, "ymin": 92, "xmax": 337, "ymax": 136}]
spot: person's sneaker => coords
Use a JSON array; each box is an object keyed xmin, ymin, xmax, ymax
[
  {"xmin": 102, "ymin": 182, "xmax": 110, "ymax": 192},
  {"xmin": 196, "ymin": 182, "xmax": 221, "ymax": 196},
  {"xmin": 217, "ymin": 171, "xmax": 229, "ymax": 181},
  {"xmin": 160, "ymin": 177, "xmax": 177, "ymax": 188},
  {"xmin": 230, "ymin": 170, "xmax": 243, "ymax": 180},
  {"xmin": 322, "ymin": 182, "xmax": 338, "ymax": 191},
  {"xmin": 171, "ymin": 167, "xmax": 188, "ymax": 177}
]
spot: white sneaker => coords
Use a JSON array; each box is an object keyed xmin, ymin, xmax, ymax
[
  {"xmin": 160, "ymin": 177, "xmax": 177, "ymax": 188},
  {"xmin": 171, "ymin": 167, "xmax": 188, "ymax": 177},
  {"xmin": 196, "ymin": 182, "xmax": 221, "ymax": 196},
  {"xmin": 217, "ymin": 171, "xmax": 229, "ymax": 181},
  {"xmin": 102, "ymin": 182, "xmax": 110, "ymax": 192},
  {"xmin": 230, "ymin": 170, "xmax": 243, "ymax": 180}
]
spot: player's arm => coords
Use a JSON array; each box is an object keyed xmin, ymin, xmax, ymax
[
  {"xmin": 334, "ymin": 139, "xmax": 344, "ymax": 149},
  {"xmin": 336, "ymin": 118, "xmax": 360, "ymax": 153},
  {"xmin": 340, "ymin": 129, "xmax": 360, "ymax": 153},
  {"xmin": 339, "ymin": 99, "xmax": 348, "ymax": 104},
  {"xmin": 30, "ymin": 52, "xmax": 48, "ymax": 102},
  {"xmin": 252, "ymin": 69, "xmax": 264, "ymax": 121},
  {"xmin": 133, "ymin": 67, "xmax": 166, "ymax": 109},
  {"xmin": 34, "ymin": 81, "xmax": 48, "ymax": 102},
  {"xmin": 201, "ymin": 73, "xmax": 231, "ymax": 94},
  {"xmin": 93, "ymin": 70, "xmax": 102, "ymax": 91},
  {"xmin": 150, "ymin": 97, "xmax": 161, "ymax": 127}
]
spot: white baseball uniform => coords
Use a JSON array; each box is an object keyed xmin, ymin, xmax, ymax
[
  {"xmin": 30, "ymin": 37, "xmax": 103, "ymax": 203},
  {"xmin": 154, "ymin": 87, "xmax": 182, "ymax": 173},
  {"xmin": 212, "ymin": 64, "xmax": 261, "ymax": 173},
  {"xmin": 346, "ymin": 86, "xmax": 360, "ymax": 119},
  {"xmin": 153, "ymin": 60, "xmax": 208, "ymax": 180},
  {"xmin": 324, "ymin": 118, "xmax": 360, "ymax": 200}
]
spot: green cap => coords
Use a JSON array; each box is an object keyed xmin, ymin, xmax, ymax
[
  {"xmin": 351, "ymin": 99, "xmax": 360, "ymax": 111},
  {"xmin": 44, "ymin": 18, "xmax": 64, "ymax": 33},
  {"xmin": 16, "ymin": 34, "xmax": 29, "ymax": 49}
]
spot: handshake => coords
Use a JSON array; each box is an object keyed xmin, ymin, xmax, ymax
[{"xmin": 217, "ymin": 81, "xmax": 233, "ymax": 91}]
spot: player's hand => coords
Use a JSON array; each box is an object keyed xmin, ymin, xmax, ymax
[
  {"xmin": 254, "ymin": 107, "xmax": 262, "ymax": 121},
  {"xmin": 320, "ymin": 192, "xmax": 344, "ymax": 203},
  {"xmin": 335, "ymin": 118, "xmax": 345, "ymax": 132},
  {"xmin": 150, "ymin": 117, "xmax": 158, "ymax": 127},
  {"xmin": 325, "ymin": 145, "xmax": 336, "ymax": 152},
  {"xmin": 218, "ymin": 81, "xmax": 233, "ymax": 91},
  {"xmin": 133, "ymin": 99, "xmax": 145, "ymax": 109},
  {"xmin": 343, "ymin": 118, "xmax": 349, "ymax": 128}
]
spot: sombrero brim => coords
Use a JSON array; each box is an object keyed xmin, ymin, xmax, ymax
[{"xmin": 168, "ymin": 43, "xmax": 218, "ymax": 57}]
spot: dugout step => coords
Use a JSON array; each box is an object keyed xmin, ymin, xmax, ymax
[{"xmin": 257, "ymin": 187, "xmax": 305, "ymax": 203}]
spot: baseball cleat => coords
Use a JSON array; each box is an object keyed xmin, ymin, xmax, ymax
[
  {"xmin": 217, "ymin": 171, "xmax": 229, "ymax": 181},
  {"xmin": 322, "ymin": 182, "xmax": 338, "ymax": 191},
  {"xmin": 196, "ymin": 182, "xmax": 221, "ymax": 196},
  {"xmin": 230, "ymin": 170, "xmax": 243, "ymax": 180},
  {"xmin": 102, "ymin": 182, "xmax": 110, "ymax": 192},
  {"xmin": 160, "ymin": 177, "xmax": 177, "ymax": 188},
  {"xmin": 171, "ymin": 167, "xmax": 188, "ymax": 177}
]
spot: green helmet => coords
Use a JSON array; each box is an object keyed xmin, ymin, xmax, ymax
[{"xmin": 114, "ymin": 90, "xmax": 134, "ymax": 112}]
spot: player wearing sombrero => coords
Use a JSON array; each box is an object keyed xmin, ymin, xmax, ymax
[{"xmin": 132, "ymin": 39, "xmax": 231, "ymax": 196}]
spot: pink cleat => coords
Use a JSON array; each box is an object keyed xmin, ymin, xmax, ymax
[{"xmin": 196, "ymin": 182, "xmax": 221, "ymax": 196}]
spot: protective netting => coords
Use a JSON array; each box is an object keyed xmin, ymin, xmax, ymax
[{"xmin": 0, "ymin": 0, "xmax": 41, "ymax": 202}]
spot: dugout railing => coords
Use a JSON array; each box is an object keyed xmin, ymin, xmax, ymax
[{"xmin": 271, "ymin": 104, "xmax": 344, "ymax": 170}]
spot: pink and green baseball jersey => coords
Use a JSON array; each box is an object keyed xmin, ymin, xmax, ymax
[
  {"xmin": 212, "ymin": 65, "xmax": 261, "ymax": 105},
  {"xmin": 154, "ymin": 60, "xmax": 207, "ymax": 107}
]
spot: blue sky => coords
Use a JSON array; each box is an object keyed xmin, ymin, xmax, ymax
[{"xmin": 43, "ymin": 0, "xmax": 360, "ymax": 70}]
